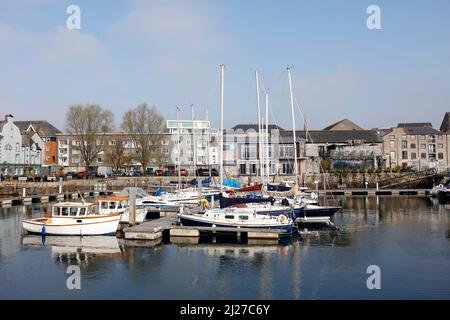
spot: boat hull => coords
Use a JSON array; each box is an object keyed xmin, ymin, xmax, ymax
[
  {"xmin": 22, "ymin": 215, "xmax": 121, "ymax": 236},
  {"xmin": 179, "ymin": 215, "xmax": 293, "ymax": 233},
  {"xmin": 295, "ymin": 206, "xmax": 340, "ymax": 223}
]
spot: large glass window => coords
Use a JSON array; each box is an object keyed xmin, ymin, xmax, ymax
[
  {"xmin": 53, "ymin": 207, "xmax": 60, "ymax": 216},
  {"xmin": 70, "ymin": 208, "xmax": 78, "ymax": 216}
]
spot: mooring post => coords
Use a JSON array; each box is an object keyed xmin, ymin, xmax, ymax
[
  {"xmin": 22, "ymin": 187, "xmax": 26, "ymax": 197},
  {"xmin": 59, "ymin": 177, "xmax": 63, "ymax": 194},
  {"xmin": 129, "ymin": 187, "xmax": 136, "ymax": 225}
]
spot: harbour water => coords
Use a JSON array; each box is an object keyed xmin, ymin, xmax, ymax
[{"xmin": 0, "ymin": 197, "xmax": 449, "ymax": 299}]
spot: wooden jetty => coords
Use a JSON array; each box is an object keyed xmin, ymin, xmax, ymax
[
  {"xmin": 0, "ymin": 191, "xmax": 114, "ymax": 207},
  {"xmin": 123, "ymin": 215, "xmax": 289, "ymax": 241}
]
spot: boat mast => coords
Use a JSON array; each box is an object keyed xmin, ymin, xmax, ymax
[
  {"xmin": 176, "ymin": 106, "xmax": 181, "ymax": 192},
  {"xmin": 191, "ymin": 104, "xmax": 196, "ymax": 178},
  {"xmin": 255, "ymin": 71, "xmax": 263, "ymax": 183},
  {"xmin": 287, "ymin": 66, "xmax": 299, "ymax": 184},
  {"xmin": 265, "ymin": 89, "xmax": 270, "ymax": 184},
  {"xmin": 206, "ymin": 110, "xmax": 212, "ymax": 178},
  {"xmin": 219, "ymin": 64, "xmax": 224, "ymax": 193}
]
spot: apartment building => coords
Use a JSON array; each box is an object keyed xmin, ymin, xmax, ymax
[{"xmin": 380, "ymin": 123, "xmax": 447, "ymax": 170}]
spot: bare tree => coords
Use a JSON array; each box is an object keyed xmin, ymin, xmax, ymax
[
  {"xmin": 122, "ymin": 103, "xmax": 165, "ymax": 173},
  {"xmin": 66, "ymin": 104, "xmax": 114, "ymax": 171},
  {"xmin": 104, "ymin": 134, "xmax": 131, "ymax": 173}
]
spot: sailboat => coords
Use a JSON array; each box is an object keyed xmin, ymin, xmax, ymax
[{"xmin": 179, "ymin": 65, "xmax": 300, "ymax": 233}]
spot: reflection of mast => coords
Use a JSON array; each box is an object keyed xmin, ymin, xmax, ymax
[{"xmin": 292, "ymin": 241, "xmax": 302, "ymax": 299}]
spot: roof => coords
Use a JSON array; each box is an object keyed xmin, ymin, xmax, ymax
[
  {"xmin": 397, "ymin": 123, "xmax": 432, "ymax": 128},
  {"xmin": 323, "ymin": 119, "xmax": 363, "ymax": 131},
  {"xmin": 231, "ymin": 124, "xmax": 285, "ymax": 132},
  {"xmin": 280, "ymin": 130, "xmax": 382, "ymax": 144},
  {"xmin": 14, "ymin": 120, "xmax": 62, "ymax": 136},
  {"xmin": 400, "ymin": 127, "xmax": 443, "ymax": 135},
  {"xmin": 439, "ymin": 112, "xmax": 450, "ymax": 133}
]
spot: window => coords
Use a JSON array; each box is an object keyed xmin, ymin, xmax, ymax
[
  {"xmin": 421, "ymin": 153, "xmax": 427, "ymax": 159},
  {"xmin": 402, "ymin": 151, "xmax": 408, "ymax": 159},
  {"xmin": 79, "ymin": 208, "xmax": 86, "ymax": 216},
  {"xmin": 401, "ymin": 141, "xmax": 407, "ymax": 149},
  {"xmin": 109, "ymin": 202, "xmax": 116, "ymax": 209},
  {"xmin": 411, "ymin": 152, "xmax": 417, "ymax": 160},
  {"xmin": 390, "ymin": 135, "xmax": 395, "ymax": 140},
  {"xmin": 282, "ymin": 162, "xmax": 293, "ymax": 174},
  {"xmin": 410, "ymin": 143, "xmax": 416, "ymax": 149},
  {"xmin": 224, "ymin": 215, "xmax": 235, "ymax": 220},
  {"xmin": 238, "ymin": 215, "xmax": 249, "ymax": 220},
  {"xmin": 438, "ymin": 153, "xmax": 444, "ymax": 160},
  {"xmin": 240, "ymin": 164, "xmax": 246, "ymax": 175},
  {"xmin": 251, "ymin": 164, "xmax": 257, "ymax": 175},
  {"xmin": 101, "ymin": 202, "xmax": 108, "ymax": 209},
  {"xmin": 420, "ymin": 144, "xmax": 426, "ymax": 149},
  {"xmin": 53, "ymin": 207, "xmax": 60, "ymax": 216},
  {"xmin": 438, "ymin": 144, "xmax": 444, "ymax": 149},
  {"xmin": 61, "ymin": 207, "xmax": 69, "ymax": 216},
  {"xmin": 389, "ymin": 141, "xmax": 395, "ymax": 150},
  {"xmin": 70, "ymin": 208, "xmax": 78, "ymax": 216},
  {"xmin": 280, "ymin": 145, "xmax": 294, "ymax": 158},
  {"xmin": 240, "ymin": 145, "xmax": 256, "ymax": 159}
]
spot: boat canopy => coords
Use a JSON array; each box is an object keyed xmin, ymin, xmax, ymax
[{"xmin": 218, "ymin": 193, "xmax": 275, "ymax": 209}]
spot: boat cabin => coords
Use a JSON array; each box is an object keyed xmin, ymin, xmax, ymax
[{"xmin": 51, "ymin": 202, "xmax": 97, "ymax": 217}]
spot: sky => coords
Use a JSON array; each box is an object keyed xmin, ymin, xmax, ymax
[{"xmin": 1, "ymin": 0, "xmax": 449, "ymax": 132}]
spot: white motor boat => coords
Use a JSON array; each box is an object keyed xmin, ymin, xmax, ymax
[
  {"xmin": 118, "ymin": 187, "xmax": 182, "ymax": 212},
  {"xmin": 22, "ymin": 202, "xmax": 121, "ymax": 236}
]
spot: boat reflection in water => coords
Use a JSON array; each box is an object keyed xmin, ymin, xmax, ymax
[{"xmin": 21, "ymin": 235, "xmax": 124, "ymax": 266}]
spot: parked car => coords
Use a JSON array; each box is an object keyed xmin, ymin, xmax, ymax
[
  {"xmin": 164, "ymin": 170, "xmax": 175, "ymax": 176},
  {"xmin": 74, "ymin": 171, "xmax": 88, "ymax": 179},
  {"xmin": 154, "ymin": 169, "xmax": 164, "ymax": 176},
  {"xmin": 196, "ymin": 168, "xmax": 219, "ymax": 176}
]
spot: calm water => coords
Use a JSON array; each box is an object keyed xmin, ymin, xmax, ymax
[{"xmin": 0, "ymin": 197, "xmax": 449, "ymax": 300}]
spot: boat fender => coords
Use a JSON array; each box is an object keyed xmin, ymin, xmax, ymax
[
  {"xmin": 278, "ymin": 214, "xmax": 288, "ymax": 224},
  {"xmin": 41, "ymin": 225, "xmax": 46, "ymax": 235}
]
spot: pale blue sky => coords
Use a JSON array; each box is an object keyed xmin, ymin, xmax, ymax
[{"xmin": 1, "ymin": 0, "xmax": 449, "ymax": 131}]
